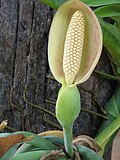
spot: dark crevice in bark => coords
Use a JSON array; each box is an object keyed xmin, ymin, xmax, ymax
[
  {"xmin": 20, "ymin": 22, "xmax": 26, "ymax": 30},
  {"xmin": 31, "ymin": 1, "xmax": 35, "ymax": 37},
  {"xmin": 25, "ymin": 1, "xmax": 35, "ymax": 84},
  {"xmin": 26, "ymin": 1, "xmax": 35, "ymax": 57},
  {"xmin": 11, "ymin": 0, "xmax": 20, "ymax": 87}
]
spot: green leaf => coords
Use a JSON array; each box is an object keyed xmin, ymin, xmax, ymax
[
  {"xmin": 82, "ymin": 0, "xmax": 120, "ymax": 6},
  {"xmin": 95, "ymin": 85, "xmax": 120, "ymax": 153},
  {"xmin": 0, "ymin": 131, "xmax": 57, "ymax": 157},
  {"xmin": 112, "ymin": 17, "xmax": 120, "ymax": 31},
  {"xmin": 15, "ymin": 144, "xmax": 40, "ymax": 154},
  {"xmin": 95, "ymin": 116, "xmax": 120, "ymax": 151},
  {"xmin": 45, "ymin": 136, "xmax": 64, "ymax": 147},
  {"xmin": 94, "ymin": 5, "xmax": 120, "ymax": 17},
  {"xmin": 99, "ymin": 19, "xmax": 120, "ymax": 65},
  {"xmin": 0, "ymin": 131, "xmax": 58, "ymax": 157},
  {"xmin": 13, "ymin": 131, "xmax": 58, "ymax": 150},
  {"xmin": 113, "ymin": 17, "xmax": 120, "ymax": 23},
  {"xmin": 40, "ymin": 0, "xmax": 65, "ymax": 9},
  {"xmin": 12, "ymin": 131, "xmax": 57, "ymax": 155},
  {"xmin": 12, "ymin": 150, "xmax": 49, "ymax": 160},
  {"xmin": 76, "ymin": 144, "xmax": 103, "ymax": 160},
  {"xmin": 0, "ymin": 133, "xmax": 11, "ymax": 137},
  {"xmin": 40, "ymin": 0, "xmax": 120, "ymax": 9},
  {"xmin": 0, "ymin": 144, "xmax": 18, "ymax": 160}
]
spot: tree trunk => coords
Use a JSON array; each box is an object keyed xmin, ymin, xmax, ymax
[{"xmin": 0, "ymin": 0, "xmax": 113, "ymax": 159}]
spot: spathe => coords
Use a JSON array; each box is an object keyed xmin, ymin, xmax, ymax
[{"xmin": 48, "ymin": 0, "xmax": 102, "ymax": 86}]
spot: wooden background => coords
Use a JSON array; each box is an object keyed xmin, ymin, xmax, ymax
[{"xmin": 0, "ymin": 0, "xmax": 114, "ymax": 159}]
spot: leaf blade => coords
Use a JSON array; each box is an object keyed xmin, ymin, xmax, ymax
[
  {"xmin": 40, "ymin": 0, "xmax": 65, "ymax": 9},
  {"xmin": 82, "ymin": 0, "xmax": 120, "ymax": 7},
  {"xmin": 12, "ymin": 150, "xmax": 49, "ymax": 160},
  {"xmin": 99, "ymin": 19, "xmax": 120, "ymax": 65},
  {"xmin": 94, "ymin": 5, "xmax": 120, "ymax": 17},
  {"xmin": 0, "ymin": 144, "xmax": 18, "ymax": 160},
  {"xmin": 13, "ymin": 131, "xmax": 58, "ymax": 151},
  {"xmin": 76, "ymin": 144, "xmax": 103, "ymax": 160}
]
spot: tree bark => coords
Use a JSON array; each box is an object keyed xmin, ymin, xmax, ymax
[{"xmin": 0, "ymin": 0, "xmax": 113, "ymax": 159}]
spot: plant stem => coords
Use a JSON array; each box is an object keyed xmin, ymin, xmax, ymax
[
  {"xmin": 95, "ymin": 116, "xmax": 120, "ymax": 149},
  {"xmin": 63, "ymin": 126, "xmax": 74, "ymax": 159}
]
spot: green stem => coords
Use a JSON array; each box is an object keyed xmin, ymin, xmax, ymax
[
  {"xmin": 95, "ymin": 116, "xmax": 120, "ymax": 149},
  {"xmin": 63, "ymin": 126, "xmax": 74, "ymax": 159}
]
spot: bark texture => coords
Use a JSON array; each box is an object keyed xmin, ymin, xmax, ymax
[{"xmin": 0, "ymin": 0, "xmax": 113, "ymax": 159}]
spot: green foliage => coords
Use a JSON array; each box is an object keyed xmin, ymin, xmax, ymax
[
  {"xmin": 1, "ymin": 145, "xmax": 18, "ymax": 160},
  {"xmin": 0, "ymin": 131, "xmax": 103, "ymax": 160},
  {"xmin": 40, "ymin": 0, "xmax": 120, "ymax": 9},
  {"xmin": 0, "ymin": 133, "xmax": 11, "ymax": 137},
  {"xmin": 82, "ymin": 0, "xmax": 120, "ymax": 6},
  {"xmin": 45, "ymin": 136, "xmax": 64, "ymax": 147},
  {"xmin": 76, "ymin": 145, "xmax": 103, "ymax": 160},
  {"xmin": 0, "ymin": 131, "xmax": 58, "ymax": 160},
  {"xmin": 12, "ymin": 151, "xmax": 50, "ymax": 160},
  {"xmin": 113, "ymin": 17, "xmax": 120, "ymax": 31},
  {"xmin": 40, "ymin": 0, "xmax": 65, "ymax": 9},
  {"xmin": 94, "ymin": 2, "xmax": 120, "ymax": 153},
  {"xmin": 94, "ymin": 5, "xmax": 120, "ymax": 17},
  {"xmin": 94, "ymin": 4, "xmax": 120, "ymax": 66},
  {"xmin": 99, "ymin": 19, "xmax": 120, "ymax": 66},
  {"xmin": 95, "ymin": 84, "xmax": 120, "ymax": 153},
  {"xmin": 13, "ymin": 131, "xmax": 58, "ymax": 150}
]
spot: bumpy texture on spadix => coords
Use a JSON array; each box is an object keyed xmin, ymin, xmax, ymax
[{"xmin": 63, "ymin": 11, "xmax": 84, "ymax": 85}]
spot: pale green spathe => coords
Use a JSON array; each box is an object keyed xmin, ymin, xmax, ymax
[{"xmin": 56, "ymin": 85, "xmax": 80, "ymax": 128}]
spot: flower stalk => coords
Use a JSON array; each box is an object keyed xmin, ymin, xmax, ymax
[
  {"xmin": 48, "ymin": 0, "xmax": 103, "ymax": 158},
  {"xmin": 56, "ymin": 85, "xmax": 80, "ymax": 158},
  {"xmin": 63, "ymin": 127, "xmax": 74, "ymax": 158}
]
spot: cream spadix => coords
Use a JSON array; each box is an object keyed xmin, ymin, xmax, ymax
[
  {"xmin": 63, "ymin": 11, "xmax": 85, "ymax": 85},
  {"xmin": 48, "ymin": 0, "xmax": 102, "ymax": 86}
]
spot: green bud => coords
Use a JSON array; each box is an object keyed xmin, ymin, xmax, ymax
[{"xmin": 56, "ymin": 85, "xmax": 80, "ymax": 128}]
